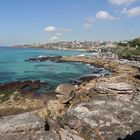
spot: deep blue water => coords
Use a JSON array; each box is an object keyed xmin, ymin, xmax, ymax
[{"xmin": 0, "ymin": 47, "xmax": 95, "ymax": 92}]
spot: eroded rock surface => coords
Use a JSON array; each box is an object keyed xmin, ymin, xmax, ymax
[
  {"xmin": 95, "ymin": 82, "xmax": 134, "ymax": 94},
  {"xmin": 61, "ymin": 97, "xmax": 140, "ymax": 140},
  {"xmin": 51, "ymin": 56, "xmax": 140, "ymax": 140},
  {"xmin": 0, "ymin": 112, "xmax": 44, "ymax": 134},
  {"xmin": 55, "ymin": 84, "xmax": 77, "ymax": 95},
  {"xmin": 0, "ymin": 57, "xmax": 140, "ymax": 140}
]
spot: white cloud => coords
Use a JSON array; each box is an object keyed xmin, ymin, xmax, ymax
[
  {"xmin": 44, "ymin": 26, "xmax": 56, "ymax": 32},
  {"xmin": 58, "ymin": 27, "xmax": 72, "ymax": 32},
  {"xmin": 121, "ymin": 7, "xmax": 140, "ymax": 17},
  {"xmin": 109, "ymin": 0, "xmax": 135, "ymax": 5},
  {"xmin": 96, "ymin": 11, "xmax": 115, "ymax": 20},
  {"xmin": 49, "ymin": 36, "xmax": 59, "ymax": 41}
]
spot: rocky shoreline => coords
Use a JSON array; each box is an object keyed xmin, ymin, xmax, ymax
[{"xmin": 0, "ymin": 56, "xmax": 140, "ymax": 140}]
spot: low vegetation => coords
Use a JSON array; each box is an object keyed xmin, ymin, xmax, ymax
[{"xmin": 116, "ymin": 37, "xmax": 140, "ymax": 58}]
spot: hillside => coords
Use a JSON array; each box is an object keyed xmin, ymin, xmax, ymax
[{"xmin": 116, "ymin": 37, "xmax": 140, "ymax": 59}]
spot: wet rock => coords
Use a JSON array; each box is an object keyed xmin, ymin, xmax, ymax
[
  {"xmin": 26, "ymin": 56, "xmax": 62, "ymax": 62},
  {"xmin": 79, "ymin": 75, "xmax": 97, "ymax": 82},
  {"xmin": 0, "ymin": 80, "xmax": 41, "ymax": 92}
]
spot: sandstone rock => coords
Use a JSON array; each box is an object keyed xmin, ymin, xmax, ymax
[
  {"xmin": 47, "ymin": 100, "xmax": 65, "ymax": 118},
  {"xmin": 95, "ymin": 82, "xmax": 134, "ymax": 95},
  {"xmin": 58, "ymin": 129, "xmax": 85, "ymax": 140},
  {"xmin": 45, "ymin": 118, "xmax": 61, "ymax": 131},
  {"xmin": 61, "ymin": 98, "xmax": 140, "ymax": 140},
  {"xmin": 0, "ymin": 91, "xmax": 45, "ymax": 117},
  {"xmin": 59, "ymin": 92, "xmax": 75, "ymax": 104},
  {"xmin": 0, "ymin": 56, "xmax": 139, "ymax": 140},
  {"xmin": 37, "ymin": 108, "xmax": 48, "ymax": 119},
  {"xmin": 0, "ymin": 112, "xmax": 44, "ymax": 134},
  {"xmin": 0, "ymin": 130, "xmax": 60, "ymax": 140},
  {"xmin": 55, "ymin": 84, "xmax": 77, "ymax": 95}
]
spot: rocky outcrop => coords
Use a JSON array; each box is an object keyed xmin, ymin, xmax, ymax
[
  {"xmin": 0, "ymin": 112, "xmax": 44, "ymax": 134},
  {"xmin": 55, "ymin": 84, "xmax": 77, "ymax": 95},
  {"xmin": 0, "ymin": 111, "xmax": 62, "ymax": 140},
  {"xmin": 0, "ymin": 110, "xmax": 85, "ymax": 140},
  {"xmin": 0, "ymin": 91, "xmax": 46, "ymax": 117},
  {"xmin": 0, "ymin": 56, "xmax": 140, "ymax": 139},
  {"xmin": 60, "ymin": 96, "xmax": 140, "ymax": 140},
  {"xmin": 95, "ymin": 82, "xmax": 134, "ymax": 94},
  {"xmin": 45, "ymin": 56, "xmax": 140, "ymax": 140},
  {"xmin": 47, "ymin": 100, "xmax": 66, "ymax": 119},
  {"xmin": 26, "ymin": 56, "xmax": 62, "ymax": 62},
  {"xmin": 55, "ymin": 84, "xmax": 78, "ymax": 104},
  {"xmin": 0, "ymin": 80, "xmax": 41, "ymax": 94}
]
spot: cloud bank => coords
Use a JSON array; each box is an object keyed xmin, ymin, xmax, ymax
[
  {"xmin": 109, "ymin": 0, "xmax": 136, "ymax": 5},
  {"xmin": 121, "ymin": 6, "xmax": 140, "ymax": 17}
]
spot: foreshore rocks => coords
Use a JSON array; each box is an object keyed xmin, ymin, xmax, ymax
[
  {"xmin": 0, "ymin": 111, "xmax": 61, "ymax": 140},
  {"xmin": 0, "ymin": 80, "xmax": 41, "ymax": 93},
  {"xmin": 0, "ymin": 91, "xmax": 47, "ymax": 117},
  {"xmin": 0, "ymin": 80, "xmax": 44, "ymax": 113},
  {"xmin": 0, "ymin": 111, "xmax": 44, "ymax": 134},
  {"xmin": 45, "ymin": 56, "xmax": 140, "ymax": 139},
  {"xmin": 60, "ymin": 98, "xmax": 140, "ymax": 140},
  {"xmin": 95, "ymin": 82, "xmax": 134, "ymax": 94},
  {"xmin": 55, "ymin": 84, "xmax": 77, "ymax": 95},
  {"xmin": 55, "ymin": 84, "xmax": 77, "ymax": 104},
  {"xmin": 0, "ymin": 56, "xmax": 140, "ymax": 139},
  {"xmin": 26, "ymin": 56, "xmax": 62, "ymax": 62}
]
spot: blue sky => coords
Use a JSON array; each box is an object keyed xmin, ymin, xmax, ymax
[{"xmin": 0, "ymin": 0, "xmax": 140, "ymax": 45}]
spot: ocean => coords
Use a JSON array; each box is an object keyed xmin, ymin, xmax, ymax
[{"xmin": 0, "ymin": 47, "xmax": 109, "ymax": 93}]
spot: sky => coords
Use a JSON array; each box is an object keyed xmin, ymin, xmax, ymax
[{"xmin": 0, "ymin": 0, "xmax": 140, "ymax": 46}]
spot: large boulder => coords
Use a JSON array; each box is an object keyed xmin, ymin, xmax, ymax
[
  {"xmin": 95, "ymin": 82, "xmax": 134, "ymax": 95},
  {"xmin": 55, "ymin": 84, "xmax": 77, "ymax": 95},
  {"xmin": 0, "ymin": 112, "xmax": 44, "ymax": 134},
  {"xmin": 0, "ymin": 130, "xmax": 60, "ymax": 140},
  {"xmin": 61, "ymin": 97, "xmax": 140, "ymax": 140}
]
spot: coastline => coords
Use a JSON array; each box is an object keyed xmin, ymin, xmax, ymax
[
  {"xmin": 0, "ymin": 55, "xmax": 140, "ymax": 139},
  {"xmin": 14, "ymin": 46, "xmax": 86, "ymax": 52}
]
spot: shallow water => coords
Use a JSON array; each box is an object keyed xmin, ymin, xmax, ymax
[{"xmin": 0, "ymin": 47, "xmax": 109, "ymax": 93}]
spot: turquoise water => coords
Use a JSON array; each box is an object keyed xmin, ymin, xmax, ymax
[{"xmin": 0, "ymin": 47, "xmax": 94, "ymax": 92}]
